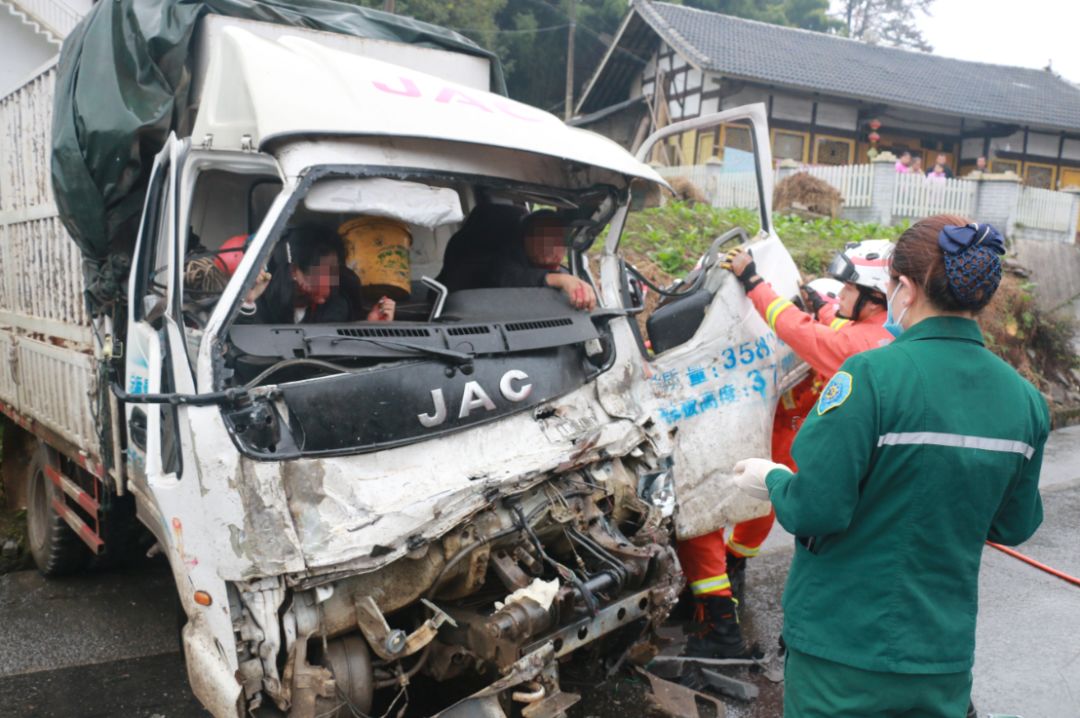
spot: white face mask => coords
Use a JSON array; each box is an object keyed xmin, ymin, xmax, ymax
[{"xmin": 884, "ymin": 282, "xmax": 909, "ymax": 337}]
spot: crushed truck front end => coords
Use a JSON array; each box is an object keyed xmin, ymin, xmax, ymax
[
  {"xmin": 204, "ymin": 400, "xmax": 682, "ymax": 716},
  {"xmin": 158, "ymin": 150, "xmax": 687, "ymax": 715}
]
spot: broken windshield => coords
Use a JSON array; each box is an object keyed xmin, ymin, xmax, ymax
[{"xmin": 199, "ymin": 169, "xmax": 624, "ymax": 459}]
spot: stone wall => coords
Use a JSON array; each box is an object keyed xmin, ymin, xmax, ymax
[{"xmin": 1013, "ymin": 239, "xmax": 1080, "ymax": 310}]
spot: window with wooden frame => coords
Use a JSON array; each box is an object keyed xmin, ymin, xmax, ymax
[
  {"xmin": 1023, "ymin": 162, "xmax": 1055, "ymax": 189},
  {"xmin": 814, "ymin": 135, "xmax": 855, "ymax": 165},
  {"xmin": 771, "ymin": 129, "xmax": 808, "ymax": 163},
  {"xmin": 721, "ymin": 124, "xmax": 753, "ymax": 154},
  {"xmin": 991, "ymin": 159, "xmax": 1020, "ymax": 175},
  {"xmin": 1060, "ymin": 167, "xmax": 1080, "ymax": 190}
]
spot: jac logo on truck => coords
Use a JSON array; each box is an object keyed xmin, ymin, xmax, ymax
[
  {"xmin": 418, "ymin": 370, "xmax": 533, "ymax": 428},
  {"xmin": 373, "ymin": 76, "xmax": 547, "ymax": 123}
]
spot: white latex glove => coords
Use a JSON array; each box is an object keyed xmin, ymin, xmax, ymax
[{"xmin": 733, "ymin": 458, "xmax": 785, "ymax": 500}]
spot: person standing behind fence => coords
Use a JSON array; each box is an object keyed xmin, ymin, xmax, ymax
[
  {"xmin": 732, "ymin": 215, "xmax": 1048, "ymax": 718},
  {"xmin": 895, "ymin": 150, "xmax": 912, "ymax": 173},
  {"xmin": 929, "ymin": 153, "xmax": 954, "ymax": 179}
]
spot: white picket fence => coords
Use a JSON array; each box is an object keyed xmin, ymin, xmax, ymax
[
  {"xmin": 893, "ymin": 173, "xmax": 976, "ymax": 219},
  {"xmin": 712, "ymin": 173, "xmax": 760, "ymax": 209},
  {"xmin": 799, "ymin": 164, "xmax": 873, "ymax": 207},
  {"xmin": 1016, "ymin": 186, "xmax": 1075, "ymax": 234},
  {"xmin": 654, "ymin": 161, "xmax": 1078, "ymax": 241}
]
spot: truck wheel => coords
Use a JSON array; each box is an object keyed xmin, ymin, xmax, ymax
[{"xmin": 26, "ymin": 443, "xmax": 89, "ymax": 576}]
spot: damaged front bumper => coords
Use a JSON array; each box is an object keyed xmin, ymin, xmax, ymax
[{"xmin": 225, "ymin": 455, "xmax": 684, "ymax": 717}]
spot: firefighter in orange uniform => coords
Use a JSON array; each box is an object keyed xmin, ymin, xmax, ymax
[{"xmin": 678, "ymin": 240, "xmax": 895, "ymax": 659}]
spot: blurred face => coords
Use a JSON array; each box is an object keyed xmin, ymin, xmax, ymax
[
  {"xmin": 936, "ymin": 154, "xmax": 947, "ymax": 165},
  {"xmin": 976, "ymin": 157, "xmax": 988, "ymax": 170},
  {"xmin": 838, "ymin": 282, "xmax": 860, "ymax": 318},
  {"xmin": 900, "ymin": 153, "xmax": 912, "ymax": 166},
  {"xmin": 293, "ymin": 252, "xmax": 339, "ymax": 305},
  {"xmin": 524, "ymin": 221, "xmax": 567, "ymax": 269}
]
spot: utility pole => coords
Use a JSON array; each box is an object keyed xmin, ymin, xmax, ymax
[
  {"xmin": 564, "ymin": 0, "xmax": 576, "ymax": 121},
  {"xmin": 383, "ymin": 0, "xmax": 396, "ymax": 12}
]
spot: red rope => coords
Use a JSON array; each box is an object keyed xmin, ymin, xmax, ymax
[{"xmin": 986, "ymin": 542, "xmax": 1080, "ymax": 588}]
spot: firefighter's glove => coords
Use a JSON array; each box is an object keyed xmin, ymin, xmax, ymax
[
  {"xmin": 722, "ymin": 249, "xmax": 763, "ymax": 292},
  {"xmin": 733, "ymin": 458, "xmax": 785, "ymax": 501},
  {"xmin": 801, "ymin": 284, "xmax": 827, "ymax": 316}
]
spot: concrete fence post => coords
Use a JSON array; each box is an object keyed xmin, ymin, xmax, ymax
[
  {"xmin": 973, "ymin": 171, "xmax": 1022, "ymax": 238},
  {"xmin": 869, "ymin": 151, "xmax": 898, "ymax": 225},
  {"xmin": 1061, "ymin": 188, "xmax": 1080, "ymax": 245},
  {"xmin": 704, "ymin": 157, "xmax": 725, "ymax": 205}
]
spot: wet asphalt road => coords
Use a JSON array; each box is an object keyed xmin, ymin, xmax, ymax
[{"xmin": 2, "ymin": 426, "xmax": 1079, "ymax": 718}]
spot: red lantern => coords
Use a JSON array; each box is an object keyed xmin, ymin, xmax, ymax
[
  {"xmin": 869, "ymin": 118, "xmax": 882, "ymax": 131},
  {"xmin": 868, "ymin": 131, "xmax": 881, "ymax": 143}
]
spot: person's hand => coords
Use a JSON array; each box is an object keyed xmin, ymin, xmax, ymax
[
  {"xmin": 244, "ymin": 270, "xmax": 271, "ymax": 305},
  {"xmin": 721, "ymin": 249, "xmax": 763, "ymax": 292},
  {"xmin": 367, "ymin": 296, "xmax": 395, "ymax": 322},
  {"xmin": 733, "ymin": 458, "xmax": 785, "ymax": 500},
  {"xmin": 550, "ymin": 274, "xmax": 597, "ymax": 311},
  {"xmin": 800, "ymin": 284, "xmax": 827, "ymax": 316}
]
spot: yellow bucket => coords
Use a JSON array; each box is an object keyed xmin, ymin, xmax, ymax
[{"xmin": 338, "ymin": 216, "xmax": 412, "ymax": 302}]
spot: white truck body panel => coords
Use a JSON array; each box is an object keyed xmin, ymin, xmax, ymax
[
  {"xmin": 0, "ymin": 64, "xmax": 99, "ymax": 465},
  {"xmin": 193, "ymin": 14, "xmax": 493, "ymax": 98},
  {"xmin": 191, "ymin": 25, "xmax": 666, "ymax": 185}
]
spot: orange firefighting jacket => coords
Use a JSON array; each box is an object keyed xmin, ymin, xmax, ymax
[{"xmin": 747, "ymin": 283, "xmax": 893, "ymax": 379}]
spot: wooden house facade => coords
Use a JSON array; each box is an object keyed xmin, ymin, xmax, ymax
[{"xmin": 574, "ymin": 0, "xmax": 1080, "ymax": 190}]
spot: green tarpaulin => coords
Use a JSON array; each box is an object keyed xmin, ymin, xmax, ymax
[{"xmin": 51, "ymin": 0, "xmax": 504, "ymax": 307}]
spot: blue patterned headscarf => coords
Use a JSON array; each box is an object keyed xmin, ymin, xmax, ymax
[{"xmin": 938, "ymin": 223, "xmax": 1005, "ymax": 310}]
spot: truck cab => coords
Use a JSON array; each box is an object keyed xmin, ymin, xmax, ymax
[{"xmin": 23, "ymin": 17, "xmax": 805, "ymax": 718}]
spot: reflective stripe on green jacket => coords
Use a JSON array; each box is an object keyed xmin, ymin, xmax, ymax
[{"xmin": 765, "ymin": 316, "xmax": 1048, "ymax": 674}]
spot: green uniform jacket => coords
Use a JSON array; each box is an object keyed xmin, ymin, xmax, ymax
[{"xmin": 766, "ymin": 316, "xmax": 1048, "ymax": 674}]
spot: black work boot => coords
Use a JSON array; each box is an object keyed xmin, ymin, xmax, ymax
[
  {"xmin": 726, "ymin": 552, "xmax": 748, "ymax": 606},
  {"xmin": 683, "ymin": 595, "xmax": 758, "ymax": 659}
]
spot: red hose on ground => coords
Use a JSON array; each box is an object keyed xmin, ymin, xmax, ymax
[{"xmin": 986, "ymin": 542, "xmax": 1080, "ymax": 588}]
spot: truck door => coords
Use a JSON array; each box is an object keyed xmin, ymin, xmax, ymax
[
  {"xmin": 124, "ymin": 136, "xmax": 186, "ymax": 499},
  {"xmin": 597, "ymin": 104, "xmax": 807, "ymax": 541}
]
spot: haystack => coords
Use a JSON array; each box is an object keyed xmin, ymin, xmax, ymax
[
  {"xmin": 666, "ymin": 176, "xmax": 707, "ymax": 205},
  {"xmin": 773, "ymin": 172, "xmax": 843, "ymax": 218}
]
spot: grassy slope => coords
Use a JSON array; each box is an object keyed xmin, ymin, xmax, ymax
[{"xmin": 618, "ymin": 202, "xmax": 1077, "ymax": 399}]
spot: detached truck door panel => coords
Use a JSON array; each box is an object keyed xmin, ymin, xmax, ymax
[{"xmin": 613, "ymin": 105, "xmax": 805, "ymax": 540}]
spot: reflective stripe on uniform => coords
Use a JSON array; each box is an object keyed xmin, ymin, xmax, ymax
[
  {"xmin": 830, "ymin": 317, "xmax": 849, "ymax": 331},
  {"xmin": 726, "ymin": 539, "xmax": 761, "ymax": 558},
  {"xmin": 765, "ymin": 297, "xmax": 795, "ymax": 331},
  {"xmin": 690, "ymin": 575, "xmax": 731, "ymax": 595},
  {"xmin": 877, "ymin": 432, "xmax": 1035, "ymax": 459}
]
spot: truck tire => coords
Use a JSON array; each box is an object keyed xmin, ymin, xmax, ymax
[{"xmin": 26, "ymin": 443, "xmax": 89, "ymax": 576}]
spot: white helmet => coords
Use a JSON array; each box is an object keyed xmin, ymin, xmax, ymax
[
  {"xmin": 826, "ymin": 239, "xmax": 894, "ymax": 295},
  {"xmin": 806, "ymin": 277, "xmax": 844, "ymax": 304}
]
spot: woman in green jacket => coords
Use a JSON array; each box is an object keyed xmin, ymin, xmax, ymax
[{"xmin": 734, "ymin": 214, "xmax": 1048, "ymax": 717}]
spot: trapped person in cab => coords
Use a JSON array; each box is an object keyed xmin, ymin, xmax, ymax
[
  {"xmin": 672, "ymin": 240, "xmax": 894, "ymax": 660},
  {"xmin": 496, "ymin": 210, "xmax": 597, "ymax": 311},
  {"xmin": 239, "ymin": 226, "xmax": 395, "ymax": 324},
  {"xmin": 733, "ymin": 217, "xmax": 1047, "ymax": 718}
]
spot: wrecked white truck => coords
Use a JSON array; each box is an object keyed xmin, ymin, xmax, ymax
[{"xmin": 0, "ymin": 6, "xmax": 805, "ymax": 718}]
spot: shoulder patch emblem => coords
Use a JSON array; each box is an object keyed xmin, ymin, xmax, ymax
[{"xmin": 817, "ymin": 371, "xmax": 853, "ymax": 415}]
